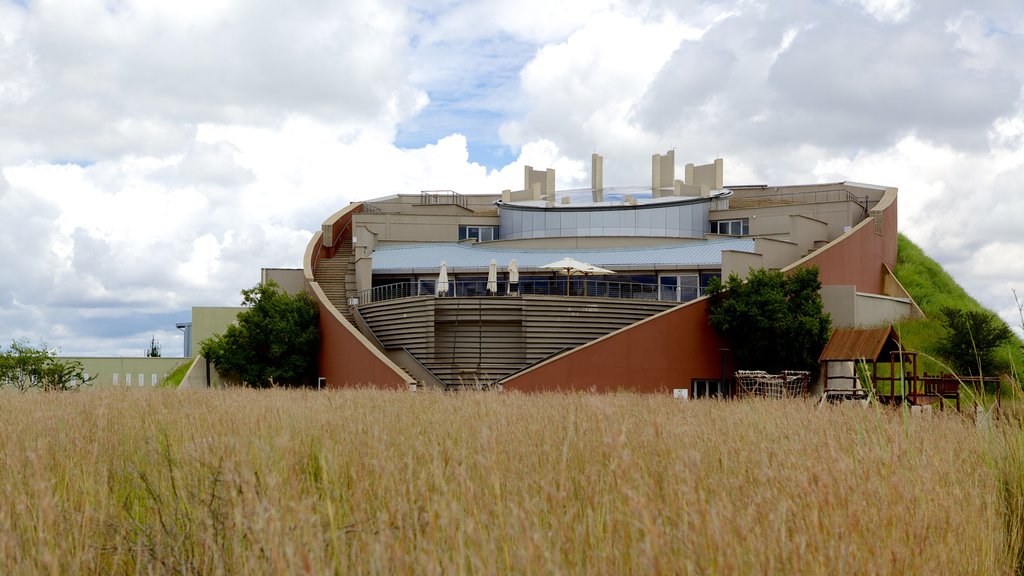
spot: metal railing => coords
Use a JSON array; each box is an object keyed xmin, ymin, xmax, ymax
[
  {"xmin": 721, "ymin": 189, "xmax": 870, "ymax": 214},
  {"xmin": 420, "ymin": 189, "xmax": 469, "ymax": 209},
  {"xmin": 357, "ymin": 279, "xmax": 704, "ymax": 305}
]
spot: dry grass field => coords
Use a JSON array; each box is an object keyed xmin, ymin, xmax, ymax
[{"xmin": 1, "ymin": 387, "xmax": 1022, "ymax": 574}]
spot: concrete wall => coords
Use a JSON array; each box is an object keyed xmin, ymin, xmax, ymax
[
  {"xmin": 718, "ymin": 182, "xmax": 886, "ymax": 241},
  {"xmin": 525, "ymin": 166, "xmax": 556, "ymax": 200},
  {"xmin": 362, "ymin": 193, "xmax": 501, "ymax": 214},
  {"xmin": 66, "ymin": 356, "xmax": 188, "ymax": 386},
  {"xmin": 501, "ymin": 298, "xmax": 728, "ymax": 394},
  {"xmin": 190, "ymin": 307, "xmax": 245, "ymax": 357},
  {"xmin": 180, "ymin": 355, "xmax": 241, "ymax": 388},
  {"xmin": 732, "ymin": 200, "xmax": 861, "ymax": 241},
  {"xmin": 355, "ymin": 213, "xmax": 500, "ymax": 244},
  {"xmin": 754, "ymin": 237, "xmax": 803, "ymax": 270},
  {"xmin": 821, "ymin": 285, "xmax": 918, "ymax": 328},
  {"xmin": 685, "ymin": 158, "xmax": 723, "ymax": 196},
  {"xmin": 261, "ymin": 268, "xmax": 305, "ymax": 295},
  {"xmin": 651, "ymin": 150, "xmax": 676, "ymax": 195},
  {"xmin": 788, "ymin": 215, "xmax": 828, "ymax": 254},
  {"xmin": 722, "ymin": 250, "xmax": 764, "ymax": 280}
]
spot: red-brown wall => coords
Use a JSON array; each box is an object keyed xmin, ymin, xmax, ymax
[
  {"xmin": 314, "ymin": 293, "xmax": 409, "ymax": 389},
  {"xmin": 502, "ymin": 298, "xmax": 727, "ymax": 393}
]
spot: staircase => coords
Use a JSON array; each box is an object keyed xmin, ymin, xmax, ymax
[
  {"xmin": 314, "ymin": 235, "xmax": 358, "ymax": 324},
  {"xmin": 358, "ymin": 295, "xmax": 676, "ymax": 388}
]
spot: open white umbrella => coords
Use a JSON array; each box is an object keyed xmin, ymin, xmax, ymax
[
  {"xmin": 539, "ymin": 257, "xmax": 593, "ymax": 296},
  {"xmin": 508, "ymin": 259, "xmax": 519, "ymax": 295},
  {"xmin": 577, "ymin": 263, "xmax": 614, "ymax": 296},
  {"xmin": 539, "ymin": 257, "xmax": 590, "ymax": 275},
  {"xmin": 487, "ymin": 259, "xmax": 498, "ymax": 295},
  {"xmin": 437, "ymin": 260, "xmax": 449, "ymax": 296}
]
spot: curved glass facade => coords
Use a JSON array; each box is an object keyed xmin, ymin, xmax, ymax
[{"xmin": 497, "ymin": 200, "xmax": 710, "ymax": 240}]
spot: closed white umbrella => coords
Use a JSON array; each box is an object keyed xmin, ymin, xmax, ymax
[
  {"xmin": 508, "ymin": 259, "xmax": 519, "ymax": 295},
  {"xmin": 487, "ymin": 259, "xmax": 498, "ymax": 295},
  {"xmin": 437, "ymin": 260, "xmax": 449, "ymax": 296}
]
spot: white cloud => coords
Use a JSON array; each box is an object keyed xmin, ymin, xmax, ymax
[
  {"xmin": 1, "ymin": 0, "xmax": 1023, "ymax": 355},
  {"xmin": 0, "ymin": 0, "xmax": 422, "ymax": 163},
  {"xmin": 841, "ymin": 0, "xmax": 915, "ymax": 23}
]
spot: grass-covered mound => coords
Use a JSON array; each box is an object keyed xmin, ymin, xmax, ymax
[
  {"xmin": 892, "ymin": 234, "xmax": 1023, "ymax": 378},
  {"xmin": 160, "ymin": 357, "xmax": 195, "ymax": 387}
]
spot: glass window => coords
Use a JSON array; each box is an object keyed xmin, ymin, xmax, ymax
[
  {"xmin": 713, "ymin": 219, "xmax": 749, "ymax": 236},
  {"xmin": 458, "ymin": 225, "xmax": 498, "ymax": 242}
]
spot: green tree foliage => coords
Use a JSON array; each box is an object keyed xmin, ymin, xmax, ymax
[
  {"xmin": 936, "ymin": 306, "xmax": 1014, "ymax": 377},
  {"xmin": 705, "ymin": 266, "xmax": 831, "ymax": 373},
  {"xmin": 200, "ymin": 281, "xmax": 319, "ymax": 388},
  {"xmin": 0, "ymin": 340, "xmax": 95, "ymax": 391},
  {"xmin": 145, "ymin": 336, "xmax": 161, "ymax": 357}
]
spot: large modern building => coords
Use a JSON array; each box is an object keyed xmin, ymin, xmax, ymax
[{"xmin": 301, "ymin": 153, "xmax": 918, "ymax": 395}]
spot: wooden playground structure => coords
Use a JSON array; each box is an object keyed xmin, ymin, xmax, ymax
[{"xmin": 819, "ymin": 326, "xmax": 999, "ymax": 411}]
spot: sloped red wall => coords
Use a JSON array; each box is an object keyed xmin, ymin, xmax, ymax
[
  {"xmin": 786, "ymin": 188, "xmax": 898, "ymax": 295},
  {"xmin": 502, "ymin": 299, "xmax": 727, "ymax": 393},
  {"xmin": 315, "ymin": 295, "xmax": 409, "ymax": 389}
]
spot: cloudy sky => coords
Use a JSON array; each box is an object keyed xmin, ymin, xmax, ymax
[{"xmin": 1, "ymin": 0, "xmax": 1023, "ymax": 357}]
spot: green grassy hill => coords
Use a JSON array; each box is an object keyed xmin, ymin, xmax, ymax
[{"xmin": 892, "ymin": 234, "xmax": 1023, "ymax": 378}]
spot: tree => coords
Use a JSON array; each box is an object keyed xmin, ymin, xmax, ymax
[
  {"xmin": 0, "ymin": 340, "xmax": 95, "ymax": 391},
  {"xmin": 145, "ymin": 336, "xmax": 161, "ymax": 357},
  {"xmin": 936, "ymin": 306, "xmax": 1013, "ymax": 377},
  {"xmin": 705, "ymin": 266, "xmax": 831, "ymax": 373},
  {"xmin": 200, "ymin": 281, "xmax": 320, "ymax": 387}
]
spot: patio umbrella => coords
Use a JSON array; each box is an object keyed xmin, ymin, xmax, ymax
[
  {"xmin": 487, "ymin": 259, "xmax": 498, "ymax": 295},
  {"xmin": 577, "ymin": 263, "xmax": 614, "ymax": 296},
  {"xmin": 508, "ymin": 259, "xmax": 519, "ymax": 295},
  {"xmin": 539, "ymin": 257, "xmax": 592, "ymax": 296},
  {"xmin": 437, "ymin": 260, "xmax": 449, "ymax": 296}
]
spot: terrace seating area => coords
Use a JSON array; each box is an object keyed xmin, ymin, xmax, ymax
[{"xmin": 357, "ymin": 279, "xmax": 704, "ymax": 305}]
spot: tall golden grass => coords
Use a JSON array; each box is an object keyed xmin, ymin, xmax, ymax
[{"xmin": 0, "ymin": 387, "xmax": 1021, "ymax": 574}]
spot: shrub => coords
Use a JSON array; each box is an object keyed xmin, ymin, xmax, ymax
[
  {"xmin": 706, "ymin": 266, "xmax": 831, "ymax": 373},
  {"xmin": 936, "ymin": 306, "xmax": 1014, "ymax": 377}
]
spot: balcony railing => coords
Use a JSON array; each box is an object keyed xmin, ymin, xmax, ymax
[
  {"xmin": 718, "ymin": 189, "xmax": 870, "ymax": 214},
  {"xmin": 420, "ymin": 189, "xmax": 469, "ymax": 209},
  {"xmin": 357, "ymin": 279, "xmax": 704, "ymax": 305}
]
